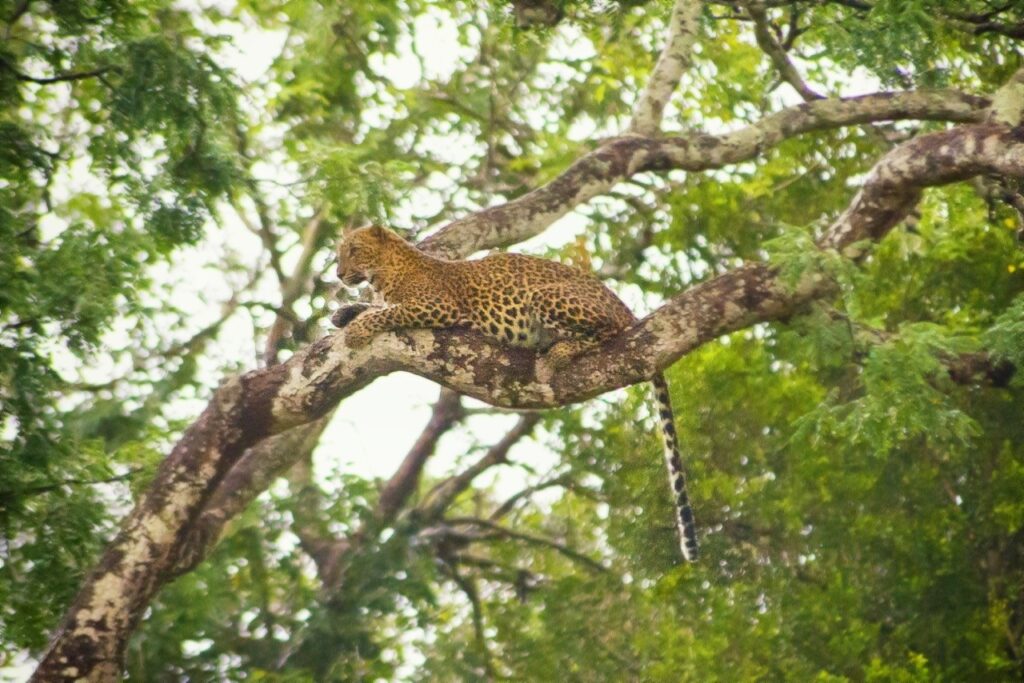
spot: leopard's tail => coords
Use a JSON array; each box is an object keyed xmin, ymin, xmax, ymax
[{"xmin": 651, "ymin": 372, "xmax": 699, "ymax": 562}]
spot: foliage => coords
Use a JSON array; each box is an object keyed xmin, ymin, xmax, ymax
[{"xmin": 1, "ymin": 0, "xmax": 1023, "ymax": 680}]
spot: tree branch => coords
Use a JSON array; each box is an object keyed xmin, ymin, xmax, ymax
[
  {"xmin": 629, "ymin": 0, "xmax": 704, "ymax": 135},
  {"xmin": 440, "ymin": 562, "xmax": 501, "ymax": 680},
  {"xmin": 377, "ymin": 388, "xmax": 463, "ymax": 520},
  {"xmin": 71, "ymin": 290, "xmax": 247, "ymax": 392},
  {"xmin": 441, "ymin": 516, "xmax": 608, "ymax": 573},
  {"xmin": 6, "ymin": 0, "xmax": 31, "ymax": 29},
  {"xmin": 419, "ymin": 413, "xmax": 541, "ymax": 520},
  {"xmin": 826, "ymin": 307, "xmax": 1018, "ymax": 389},
  {"xmin": 171, "ymin": 414, "xmax": 333, "ymax": 576},
  {"xmin": 988, "ymin": 66, "xmax": 1024, "ymax": 127},
  {"xmin": 285, "ymin": 445, "xmax": 356, "ymax": 588},
  {"xmin": 741, "ymin": 0, "xmax": 823, "ymax": 101},
  {"xmin": 0, "ymin": 469, "xmax": 140, "ymax": 504},
  {"xmin": 488, "ymin": 472, "xmax": 580, "ymax": 521},
  {"xmin": 0, "ymin": 56, "xmax": 117, "ymax": 84},
  {"xmin": 282, "ymin": 388, "xmax": 463, "ymax": 588},
  {"xmin": 941, "ymin": 5, "xmax": 1024, "ymax": 40},
  {"xmin": 421, "ymin": 89, "xmax": 988, "ymax": 257},
  {"xmin": 233, "ymin": 198, "xmax": 288, "ymax": 288}
]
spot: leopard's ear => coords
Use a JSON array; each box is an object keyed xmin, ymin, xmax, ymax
[
  {"xmin": 390, "ymin": 225, "xmax": 416, "ymax": 242},
  {"xmin": 367, "ymin": 225, "xmax": 391, "ymax": 241},
  {"xmin": 340, "ymin": 220, "xmax": 365, "ymax": 237}
]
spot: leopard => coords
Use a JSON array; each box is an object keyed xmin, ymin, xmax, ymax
[{"xmin": 334, "ymin": 225, "xmax": 699, "ymax": 561}]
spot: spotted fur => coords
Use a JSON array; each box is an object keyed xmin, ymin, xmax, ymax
[
  {"xmin": 335, "ymin": 225, "xmax": 699, "ymax": 560},
  {"xmin": 652, "ymin": 373, "xmax": 699, "ymax": 561}
]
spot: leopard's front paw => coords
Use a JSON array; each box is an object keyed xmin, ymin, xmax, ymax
[
  {"xmin": 545, "ymin": 350, "xmax": 575, "ymax": 370},
  {"xmin": 344, "ymin": 319, "xmax": 374, "ymax": 348},
  {"xmin": 545, "ymin": 340, "xmax": 592, "ymax": 369},
  {"xmin": 548, "ymin": 344, "xmax": 581, "ymax": 366},
  {"xmin": 331, "ymin": 303, "xmax": 372, "ymax": 329}
]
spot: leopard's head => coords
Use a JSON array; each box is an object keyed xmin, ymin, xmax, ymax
[{"xmin": 336, "ymin": 225, "xmax": 403, "ymax": 286}]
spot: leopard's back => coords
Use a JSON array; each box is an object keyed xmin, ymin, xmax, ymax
[{"xmin": 456, "ymin": 253, "xmax": 635, "ymax": 348}]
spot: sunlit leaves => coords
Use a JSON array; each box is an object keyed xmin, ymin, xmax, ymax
[
  {"xmin": 0, "ymin": 0, "xmax": 251, "ymax": 663},
  {"xmin": 313, "ymin": 145, "xmax": 419, "ymax": 223},
  {"xmin": 985, "ymin": 295, "xmax": 1024, "ymax": 381}
]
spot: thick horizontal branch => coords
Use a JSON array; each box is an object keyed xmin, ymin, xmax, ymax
[
  {"xmin": 270, "ymin": 125, "xmax": 1024, "ymax": 412},
  {"xmin": 421, "ymin": 89, "xmax": 988, "ymax": 257}
]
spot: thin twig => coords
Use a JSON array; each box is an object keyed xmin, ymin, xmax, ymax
[
  {"xmin": 0, "ymin": 469, "xmax": 141, "ymax": 504},
  {"xmin": 0, "ymin": 56, "xmax": 118, "ymax": 84},
  {"xmin": 445, "ymin": 517, "xmax": 607, "ymax": 573},
  {"xmin": 440, "ymin": 562, "xmax": 500, "ymax": 680},
  {"xmin": 263, "ymin": 206, "xmax": 332, "ymax": 366},
  {"xmin": 488, "ymin": 473, "xmax": 580, "ymax": 521},
  {"xmin": 742, "ymin": 0, "xmax": 823, "ymax": 101},
  {"xmin": 419, "ymin": 413, "xmax": 540, "ymax": 519}
]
